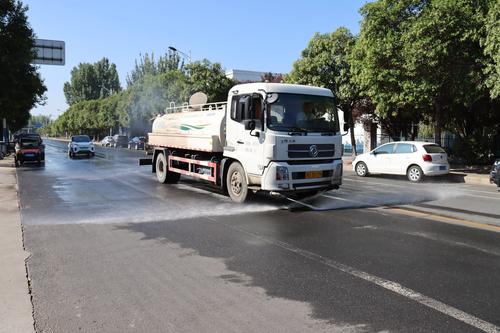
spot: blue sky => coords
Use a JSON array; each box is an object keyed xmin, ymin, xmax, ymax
[{"xmin": 25, "ymin": 0, "xmax": 368, "ymax": 117}]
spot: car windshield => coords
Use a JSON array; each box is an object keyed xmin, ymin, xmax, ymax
[
  {"xmin": 267, "ymin": 94, "xmax": 339, "ymax": 133},
  {"xmin": 72, "ymin": 135, "xmax": 90, "ymax": 142},
  {"xmin": 20, "ymin": 139, "xmax": 39, "ymax": 148},
  {"xmin": 423, "ymin": 144, "xmax": 445, "ymax": 153}
]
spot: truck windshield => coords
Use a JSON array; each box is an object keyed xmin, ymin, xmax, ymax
[{"xmin": 267, "ymin": 94, "xmax": 339, "ymax": 133}]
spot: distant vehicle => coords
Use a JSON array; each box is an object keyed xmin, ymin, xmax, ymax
[
  {"xmin": 353, "ymin": 141, "xmax": 449, "ymax": 182},
  {"xmin": 13, "ymin": 133, "xmax": 45, "ymax": 160},
  {"xmin": 112, "ymin": 135, "xmax": 128, "ymax": 148},
  {"xmin": 100, "ymin": 136, "xmax": 114, "ymax": 147},
  {"xmin": 68, "ymin": 135, "xmax": 95, "ymax": 158},
  {"xmin": 128, "ymin": 136, "xmax": 147, "ymax": 150},
  {"xmin": 490, "ymin": 159, "xmax": 500, "ymax": 187},
  {"xmin": 14, "ymin": 136, "xmax": 45, "ymax": 167}
]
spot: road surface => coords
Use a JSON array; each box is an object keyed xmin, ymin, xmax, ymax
[{"xmin": 17, "ymin": 139, "xmax": 500, "ymax": 332}]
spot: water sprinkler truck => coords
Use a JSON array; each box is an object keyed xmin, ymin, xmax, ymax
[{"xmin": 140, "ymin": 82, "xmax": 345, "ymax": 203}]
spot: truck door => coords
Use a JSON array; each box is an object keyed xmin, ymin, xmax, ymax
[{"xmin": 224, "ymin": 94, "xmax": 265, "ymax": 177}]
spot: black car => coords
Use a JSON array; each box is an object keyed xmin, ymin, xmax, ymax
[
  {"xmin": 112, "ymin": 135, "xmax": 128, "ymax": 148},
  {"xmin": 128, "ymin": 136, "xmax": 147, "ymax": 150},
  {"xmin": 490, "ymin": 159, "xmax": 500, "ymax": 187}
]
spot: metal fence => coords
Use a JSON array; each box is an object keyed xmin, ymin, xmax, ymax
[{"xmin": 343, "ymin": 134, "xmax": 457, "ymax": 155}]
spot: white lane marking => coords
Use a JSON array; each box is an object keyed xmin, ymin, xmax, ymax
[
  {"xmin": 213, "ymin": 220, "xmax": 500, "ymax": 333},
  {"xmin": 455, "ymin": 193, "xmax": 500, "ymax": 201},
  {"xmin": 460, "ymin": 188, "xmax": 499, "ymax": 196},
  {"xmin": 403, "ymin": 231, "xmax": 500, "ymax": 257},
  {"xmin": 344, "ymin": 178, "xmax": 500, "ymax": 201}
]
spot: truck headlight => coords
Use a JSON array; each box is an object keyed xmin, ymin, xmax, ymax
[{"xmin": 276, "ymin": 166, "xmax": 289, "ymax": 181}]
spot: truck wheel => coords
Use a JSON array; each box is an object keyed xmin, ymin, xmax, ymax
[
  {"xmin": 226, "ymin": 162, "xmax": 249, "ymax": 203},
  {"xmin": 156, "ymin": 152, "xmax": 180, "ymax": 184}
]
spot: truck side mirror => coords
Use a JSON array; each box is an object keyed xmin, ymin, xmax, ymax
[
  {"xmin": 243, "ymin": 119, "xmax": 256, "ymax": 131},
  {"xmin": 343, "ymin": 123, "xmax": 349, "ymax": 132}
]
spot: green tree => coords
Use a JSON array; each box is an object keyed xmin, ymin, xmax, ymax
[
  {"xmin": 483, "ymin": 0, "xmax": 500, "ymax": 99},
  {"xmin": 352, "ymin": 0, "xmax": 492, "ymax": 145},
  {"xmin": 126, "ymin": 51, "xmax": 183, "ymax": 87},
  {"xmin": 403, "ymin": 0, "xmax": 490, "ymax": 144},
  {"xmin": 0, "ymin": 0, "xmax": 46, "ymax": 132},
  {"xmin": 63, "ymin": 57, "xmax": 121, "ymax": 105},
  {"xmin": 286, "ymin": 27, "xmax": 366, "ymax": 155},
  {"xmin": 186, "ymin": 59, "xmax": 234, "ymax": 102},
  {"xmin": 351, "ymin": 0, "xmax": 424, "ymax": 140}
]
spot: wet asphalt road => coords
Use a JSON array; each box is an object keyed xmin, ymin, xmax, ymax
[{"xmin": 18, "ymin": 139, "xmax": 500, "ymax": 332}]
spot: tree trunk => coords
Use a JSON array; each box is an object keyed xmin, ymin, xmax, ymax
[
  {"xmin": 434, "ymin": 102, "xmax": 442, "ymax": 145},
  {"xmin": 348, "ymin": 109, "xmax": 357, "ymax": 156}
]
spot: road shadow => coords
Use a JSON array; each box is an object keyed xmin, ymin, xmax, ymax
[{"xmin": 113, "ymin": 212, "xmax": 461, "ymax": 332}]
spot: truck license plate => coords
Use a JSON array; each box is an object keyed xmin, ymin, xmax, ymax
[{"xmin": 305, "ymin": 171, "xmax": 322, "ymax": 179}]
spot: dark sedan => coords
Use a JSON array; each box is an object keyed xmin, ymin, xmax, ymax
[
  {"xmin": 128, "ymin": 136, "xmax": 147, "ymax": 150},
  {"xmin": 112, "ymin": 135, "xmax": 128, "ymax": 148}
]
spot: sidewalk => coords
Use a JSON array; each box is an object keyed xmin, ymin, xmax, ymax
[
  {"xmin": 0, "ymin": 155, "xmax": 34, "ymax": 333},
  {"xmin": 342, "ymin": 156, "xmax": 492, "ymax": 186}
]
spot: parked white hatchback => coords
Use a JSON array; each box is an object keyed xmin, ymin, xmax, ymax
[{"xmin": 352, "ymin": 141, "xmax": 449, "ymax": 182}]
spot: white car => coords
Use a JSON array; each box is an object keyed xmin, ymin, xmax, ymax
[
  {"xmin": 100, "ymin": 136, "xmax": 114, "ymax": 147},
  {"xmin": 68, "ymin": 135, "xmax": 95, "ymax": 158},
  {"xmin": 352, "ymin": 141, "xmax": 449, "ymax": 182}
]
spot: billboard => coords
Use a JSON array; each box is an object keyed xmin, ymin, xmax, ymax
[{"xmin": 34, "ymin": 39, "xmax": 65, "ymax": 65}]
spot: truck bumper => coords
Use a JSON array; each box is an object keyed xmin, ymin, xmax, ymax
[{"xmin": 261, "ymin": 159, "xmax": 343, "ymax": 192}]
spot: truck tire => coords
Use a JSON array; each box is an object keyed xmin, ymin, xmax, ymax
[
  {"xmin": 156, "ymin": 152, "xmax": 180, "ymax": 184},
  {"xmin": 226, "ymin": 162, "xmax": 249, "ymax": 203}
]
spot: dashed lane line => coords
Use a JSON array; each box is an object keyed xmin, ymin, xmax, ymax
[{"xmin": 208, "ymin": 217, "xmax": 500, "ymax": 333}]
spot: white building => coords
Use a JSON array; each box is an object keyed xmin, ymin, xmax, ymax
[{"xmin": 225, "ymin": 69, "xmax": 265, "ymax": 82}]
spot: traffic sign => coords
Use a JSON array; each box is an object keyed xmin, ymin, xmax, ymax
[{"xmin": 33, "ymin": 39, "xmax": 65, "ymax": 65}]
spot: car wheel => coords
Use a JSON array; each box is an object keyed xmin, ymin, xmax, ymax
[
  {"xmin": 355, "ymin": 162, "xmax": 369, "ymax": 177},
  {"xmin": 155, "ymin": 152, "xmax": 180, "ymax": 184},
  {"xmin": 226, "ymin": 162, "xmax": 249, "ymax": 203},
  {"xmin": 407, "ymin": 165, "xmax": 424, "ymax": 182}
]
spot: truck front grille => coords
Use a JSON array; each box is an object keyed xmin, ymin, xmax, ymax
[{"xmin": 288, "ymin": 144, "xmax": 335, "ymax": 158}]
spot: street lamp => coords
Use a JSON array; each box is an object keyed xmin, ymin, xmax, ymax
[{"xmin": 168, "ymin": 46, "xmax": 192, "ymax": 64}]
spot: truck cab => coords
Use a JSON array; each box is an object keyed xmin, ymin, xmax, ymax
[{"xmin": 223, "ymin": 83, "xmax": 343, "ymax": 201}]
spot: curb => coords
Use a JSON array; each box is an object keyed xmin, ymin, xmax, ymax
[{"xmin": 0, "ymin": 156, "xmax": 35, "ymax": 333}]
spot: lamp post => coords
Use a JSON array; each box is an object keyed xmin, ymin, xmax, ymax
[{"xmin": 168, "ymin": 46, "xmax": 192, "ymax": 64}]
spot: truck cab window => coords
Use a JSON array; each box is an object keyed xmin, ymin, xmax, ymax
[
  {"xmin": 231, "ymin": 95, "xmax": 262, "ymax": 124},
  {"xmin": 231, "ymin": 95, "xmax": 250, "ymax": 122}
]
